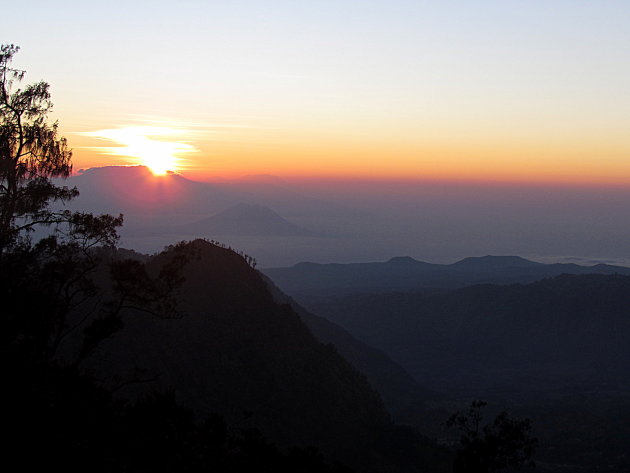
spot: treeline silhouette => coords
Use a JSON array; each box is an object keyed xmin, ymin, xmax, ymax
[{"xmin": 194, "ymin": 238, "xmax": 258, "ymax": 268}]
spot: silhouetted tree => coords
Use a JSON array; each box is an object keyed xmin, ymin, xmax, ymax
[
  {"xmin": 446, "ymin": 400, "xmax": 537, "ymax": 473},
  {"xmin": 0, "ymin": 44, "xmax": 188, "ymax": 370},
  {"xmin": 0, "ymin": 44, "xmax": 93, "ymax": 251}
]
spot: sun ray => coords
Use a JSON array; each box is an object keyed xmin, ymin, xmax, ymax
[{"xmin": 80, "ymin": 126, "xmax": 198, "ymax": 175}]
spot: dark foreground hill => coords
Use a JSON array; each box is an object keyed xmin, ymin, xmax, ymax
[
  {"xmin": 3, "ymin": 237, "xmax": 454, "ymax": 472},
  {"xmin": 90, "ymin": 240, "xmax": 449, "ymax": 472},
  {"xmin": 96, "ymin": 240, "xmax": 385, "ymax": 462}
]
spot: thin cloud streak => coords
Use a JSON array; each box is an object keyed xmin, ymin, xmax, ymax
[{"xmin": 77, "ymin": 126, "xmax": 200, "ymax": 175}]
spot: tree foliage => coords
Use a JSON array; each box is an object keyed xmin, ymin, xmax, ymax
[
  {"xmin": 0, "ymin": 44, "xmax": 189, "ymax": 370},
  {"xmin": 446, "ymin": 400, "xmax": 537, "ymax": 473},
  {"xmin": 0, "ymin": 44, "xmax": 84, "ymax": 250}
]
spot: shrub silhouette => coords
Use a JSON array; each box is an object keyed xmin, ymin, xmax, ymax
[{"xmin": 446, "ymin": 400, "xmax": 537, "ymax": 473}]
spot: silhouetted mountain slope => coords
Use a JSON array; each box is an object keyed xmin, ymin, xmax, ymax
[
  {"xmin": 181, "ymin": 203, "xmax": 317, "ymax": 237},
  {"xmin": 304, "ymin": 274, "xmax": 630, "ymax": 398},
  {"xmin": 263, "ymin": 255, "xmax": 630, "ymax": 298},
  {"xmin": 263, "ymin": 276, "xmax": 434, "ymax": 418},
  {"xmin": 298, "ymin": 311, "xmax": 433, "ymax": 420},
  {"xmin": 92, "ymin": 240, "xmax": 394, "ymax": 468}
]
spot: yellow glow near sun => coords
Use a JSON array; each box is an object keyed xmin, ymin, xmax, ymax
[{"xmin": 81, "ymin": 126, "xmax": 198, "ymax": 175}]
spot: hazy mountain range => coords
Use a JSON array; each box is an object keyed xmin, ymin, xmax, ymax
[
  {"xmin": 59, "ymin": 165, "xmax": 630, "ymax": 267},
  {"xmin": 51, "ymin": 166, "xmax": 330, "ymax": 260},
  {"xmin": 262, "ymin": 253, "xmax": 630, "ymax": 470},
  {"xmin": 263, "ymin": 254, "xmax": 630, "ymax": 298}
]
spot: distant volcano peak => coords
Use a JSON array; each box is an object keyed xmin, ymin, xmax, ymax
[
  {"xmin": 182, "ymin": 203, "xmax": 317, "ymax": 237},
  {"xmin": 386, "ymin": 256, "xmax": 421, "ymax": 265},
  {"xmin": 451, "ymin": 255, "xmax": 542, "ymax": 269}
]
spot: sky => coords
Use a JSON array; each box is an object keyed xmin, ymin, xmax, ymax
[{"xmin": 4, "ymin": 1, "xmax": 630, "ymax": 184}]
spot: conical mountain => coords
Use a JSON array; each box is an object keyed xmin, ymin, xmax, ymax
[{"xmin": 182, "ymin": 203, "xmax": 317, "ymax": 236}]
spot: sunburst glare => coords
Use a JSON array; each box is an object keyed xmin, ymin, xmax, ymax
[{"xmin": 82, "ymin": 126, "xmax": 198, "ymax": 175}]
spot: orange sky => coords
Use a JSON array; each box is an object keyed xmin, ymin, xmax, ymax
[
  {"xmin": 68, "ymin": 122, "xmax": 630, "ymax": 186},
  {"xmin": 7, "ymin": 1, "xmax": 629, "ymax": 186}
]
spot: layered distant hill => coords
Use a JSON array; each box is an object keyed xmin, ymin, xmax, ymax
[
  {"xmin": 57, "ymin": 165, "xmax": 630, "ymax": 267},
  {"xmin": 266, "ymin": 255, "xmax": 630, "ymax": 396},
  {"xmin": 65, "ymin": 166, "xmax": 332, "ymax": 221},
  {"xmin": 52, "ymin": 166, "xmax": 340, "ymax": 262},
  {"xmin": 264, "ymin": 256, "xmax": 630, "ymax": 471},
  {"xmin": 263, "ymin": 254, "xmax": 630, "ymax": 298},
  {"xmin": 181, "ymin": 203, "xmax": 318, "ymax": 237},
  {"xmin": 300, "ymin": 273, "xmax": 630, "ymax": 397}
]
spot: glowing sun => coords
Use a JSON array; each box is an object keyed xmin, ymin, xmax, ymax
[{"xmin": 82, "ymin": 126, "xmax": 198, "ymax": 175}]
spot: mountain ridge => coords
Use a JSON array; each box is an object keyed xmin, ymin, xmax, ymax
[
  {"xmin": 90, "ymin": 239, "xmax": 402, "ymax": 469},
  {"xmin": 303, "ymin": 272, "xmax": 630, "ymax": 396},
  {"xmin": 263, "ymin": 254, "xmax": 630, "ymax": 297},
  {"xmin": 262, "ymin": 274, "xmax": 434, "ymax": 417}
]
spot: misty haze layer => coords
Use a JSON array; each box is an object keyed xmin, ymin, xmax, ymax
[{"xmin": 61, "ymin": 167, "xmax": 630, "ymax": 267}]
